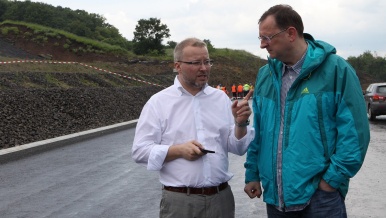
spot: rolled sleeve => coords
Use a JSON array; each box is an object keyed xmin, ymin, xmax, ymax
[
  {"xmin": 147, "ymin": 145, "xmax": 169, "ymax": 171},
  {"xmin": 229, "ymin": 126, "xmax": 255, "ymax": 155}
]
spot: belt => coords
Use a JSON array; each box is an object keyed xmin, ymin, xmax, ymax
[{"xmin": 163, "ymin": 182, "xmax": 228, "ymax": 195}]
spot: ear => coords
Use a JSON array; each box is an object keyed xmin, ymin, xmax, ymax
[
  {"xmin": 174, "ymin": 62, "xmax": 181, "ymax": 73},
  {"xmin": 287, "ymin": 27, "xmax": 297, "ymax": 42}
]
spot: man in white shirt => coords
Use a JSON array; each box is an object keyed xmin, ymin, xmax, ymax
[{"xmin": 132, "ymin": 37, "xmax": 254, "ymax": 218}]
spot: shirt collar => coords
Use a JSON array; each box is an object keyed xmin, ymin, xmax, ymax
[
  {"xmin": 282, "ymin": 44, "xmax": 308, "ymax": 76},
  {"xmin": 174, "ymin": 76, "xmax": 210, "ymax": 96}
]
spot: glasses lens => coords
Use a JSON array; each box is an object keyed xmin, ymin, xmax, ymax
[
  {"xmin": 191, "ymin": 61, "xmax": 201, "ymax": 66},
  {"xmin": 194, "ymin": 60, "xmax": 213, "ymax": 67},
  {"xmin": 259, "ymin": 36, "xmax": 270, "ymax": 42},
  {"xmin": 205, "ymin": 60, "xmax": 214, "ymax": 66}
]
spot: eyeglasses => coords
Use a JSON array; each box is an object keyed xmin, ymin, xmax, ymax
[
  {"xmin": 177, "ymin": 60, "xmax": 214, "ymax": 67},
  {"xmin": 258, "ymin": 28, "xmax": 288, "ymax": 43}
]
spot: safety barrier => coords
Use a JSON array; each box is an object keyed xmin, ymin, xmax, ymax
[{"xmin": 0, "ymin": 59, "xmax": 166, "ymax": 87}]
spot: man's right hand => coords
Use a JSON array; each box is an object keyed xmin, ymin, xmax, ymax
[
  {"xmin": 244, "ymin": 181, "xmax": 262, "ymax": 199},
  {"xmin": 165, "ymin": 140, "xmax": 205, "ymax": 162}
]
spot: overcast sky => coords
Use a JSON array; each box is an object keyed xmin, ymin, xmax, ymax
[{"xmin": 28, "ymin": 0, "xmax": 386, "ymax": 59}]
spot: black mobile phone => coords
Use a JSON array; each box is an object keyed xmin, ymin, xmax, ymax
[{"xmin": 200, "ymin": 148, "xmax": 215, "ymax": 154}]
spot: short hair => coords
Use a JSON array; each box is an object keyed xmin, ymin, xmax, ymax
[
  {"xmin": 259, "ymin": 4, "xmax": 304, "ymax": 37},
  {"xmin": 174, "ymin": 38, "xmax": 207, "ymax": 62}
]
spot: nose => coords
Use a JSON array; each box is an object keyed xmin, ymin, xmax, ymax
[
  {"xmin": 260, "ymin": 40, "xmax": 269, "ymax": 49},
  {"xmin": 199, "ymin": 64, "xmax": 208, "ymax": 70}
]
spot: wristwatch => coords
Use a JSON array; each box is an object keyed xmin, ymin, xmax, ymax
[{"xmin": 235, "ymin": 119, "xmax": 250, "ymax": 127}]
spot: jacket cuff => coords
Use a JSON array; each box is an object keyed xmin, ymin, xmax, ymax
[
  {"xmin": 245, "ymin": 169, "xmax": 260, "ymax": 184},
  {"xmin": 322, "ymin": 165, "xmax": 347, "ymax": 189}
]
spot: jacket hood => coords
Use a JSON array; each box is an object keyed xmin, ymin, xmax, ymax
[
  {"xmin": 304, "ymin": 33, "xmax": 336, "ymax": 56},
  {"xmin": 302, "ymin": 33, "xmax": 336, "ymax": 73},
  {"xmin": 267, "ymin": 33, "xmax": 337, "ymax": 78}
]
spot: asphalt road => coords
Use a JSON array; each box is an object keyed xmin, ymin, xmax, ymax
[{"xmin": 1, "ymin": 116, "xmax": 385, "ymax": 218}]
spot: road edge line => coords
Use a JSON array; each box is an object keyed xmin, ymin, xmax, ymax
[{"xmin": 0, "ymin": 120, "xmax": 138, "ymax": 162}]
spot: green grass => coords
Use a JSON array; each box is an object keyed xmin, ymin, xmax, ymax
[
  {"xmin": 44, "ymin": 73, "xmax": 71, "ymax": 88},
  {"xmin": 0, "ymin": 20, "xmax": 129, "ymax": 56}
]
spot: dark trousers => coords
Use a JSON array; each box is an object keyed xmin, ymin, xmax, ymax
[{"xmin": 267, "ymin": 189, "xmax": 347, "ymax": 218}]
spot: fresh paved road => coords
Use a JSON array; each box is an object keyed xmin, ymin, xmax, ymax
[{"xmin": 1, "ymin": 116, "xmax": 385, "ymax": 218}]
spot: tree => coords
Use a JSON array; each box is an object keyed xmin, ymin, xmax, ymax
[
  {"xmin": 166, "ymin": 40, "xmax": 177, "ymax": 49},
  {"xmin": 347, "ymin": 51, "xmax": 386, "ymax": 81},
  {"xmin": 132, "ymin": 18, "xmax": 170, "ymax": 55},
  {"xmin": 0, "ymin": 1, "xmax": 131, "ymax": 50},
  {"xmin": 203, "ymin": 39, "xmax": 215, "ymax": 53},
  {"xmin": 0, "ymin": 0, "xmax": 10, "ymax": 21}
]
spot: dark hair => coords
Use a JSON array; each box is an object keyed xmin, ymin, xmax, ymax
[{"xmin": 259, "ymin": 4, "xmax": 304, "ymax": 37}]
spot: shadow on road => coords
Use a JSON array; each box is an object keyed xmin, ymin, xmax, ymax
[{"xmin": 369, "ymin": 115, "xmax": 386, "ymax": 128}]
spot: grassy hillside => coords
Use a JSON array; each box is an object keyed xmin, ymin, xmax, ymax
[
  {"xmin": 0, "ymin": 21, "xmax": 264, "ymax": 90},
  {"xmin": 0, "ymin": 22, "xmax": 265, "ymax": 148}
]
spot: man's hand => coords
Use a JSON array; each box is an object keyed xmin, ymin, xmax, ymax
[
  {"xmin": 165, "ymin": 140, "xmax": 206, "ymax": 162},
  {"xmin": 232, "ymin": 90, "xmax": 253, "ymax": 124},
  {"xmin": 318, "ymin": 179, "xmax": 337, "ymax": 192},
  {"xmin": 244, "ymin": 181, "xmax": 262, "ymax": 199}
]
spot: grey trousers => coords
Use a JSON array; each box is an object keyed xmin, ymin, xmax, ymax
[{"xmin": 160, "ymin": 185, "xmax": 235, "ymax": 218}]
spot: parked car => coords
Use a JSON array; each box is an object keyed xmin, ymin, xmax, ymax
[{"xmin": 364, "ymin": 82, "xmax": 386, "ymax": 120}]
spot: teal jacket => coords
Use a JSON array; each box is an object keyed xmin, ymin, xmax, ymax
[{"xmin": 245, "ymin": 34, "xmax": 370, "ymax": 208}]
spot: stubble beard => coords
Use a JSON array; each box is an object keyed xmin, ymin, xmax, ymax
[{"xmin": 181, "ymin": 74, "xmax": 209, "ymax": 90}]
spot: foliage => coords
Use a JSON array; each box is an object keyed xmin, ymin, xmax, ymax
[
  {"xmin": 203, "ymin": 39, "xmax": 216, "ymax": 53},
  {"xmin": 133, "ymin": 18, "xmax": 170, "ymax": 55},
  {"xmin": 166, "ymin": 40, "xmax": 177, "ymax": 49},
  {"xmin": 347, "ymin": 51, "xmax": 386, "ymax": 82},
  {"xmin": 0, "ymin": 0, "xmax": 131, "ymax": 50},
  {"xmin": 0, "ymin": 0, "xmax": 9, "ymax": 19},
  {"xmin": 0, "ymin": 20, "xmax": 129, "ymax": 55},
  {"xmin": 1, "ymin": 26, "xmax": 18, "ymax": 35}
]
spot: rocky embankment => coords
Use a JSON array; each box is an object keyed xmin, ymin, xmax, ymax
[{"xmin": 0, "ymin": 85, "xmax": 162, "ymax": 149}]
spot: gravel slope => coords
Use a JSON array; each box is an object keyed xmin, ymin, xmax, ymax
[
  {"xmin": 0, "ymin": 85, "xmax": 162, "ymax": 148},
  {"xmin": 0, "ymin": 37, "xmax": 164, "ymax": 148}
]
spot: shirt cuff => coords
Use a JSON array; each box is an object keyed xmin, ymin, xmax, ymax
[
  {"xmin": 147, "ymin": 144, "xmax": 169, "ymax": 171},
  {"xmin": 231, "ymin": 126, "xmax": 255, "ymax": 155}
]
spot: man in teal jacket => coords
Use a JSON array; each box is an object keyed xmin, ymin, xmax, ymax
[{"xmin": 244, "ymin": 5, "xmax": 370, "ymax": 217}]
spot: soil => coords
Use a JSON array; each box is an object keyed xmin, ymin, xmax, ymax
[{"xmin": 0, "ymin": 36, "xmax": 166, "ymax": 148}]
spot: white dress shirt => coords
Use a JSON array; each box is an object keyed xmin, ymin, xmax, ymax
[{"xmin": 132, "ymin": 76, "xmax": 254, "ymax": 187}]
